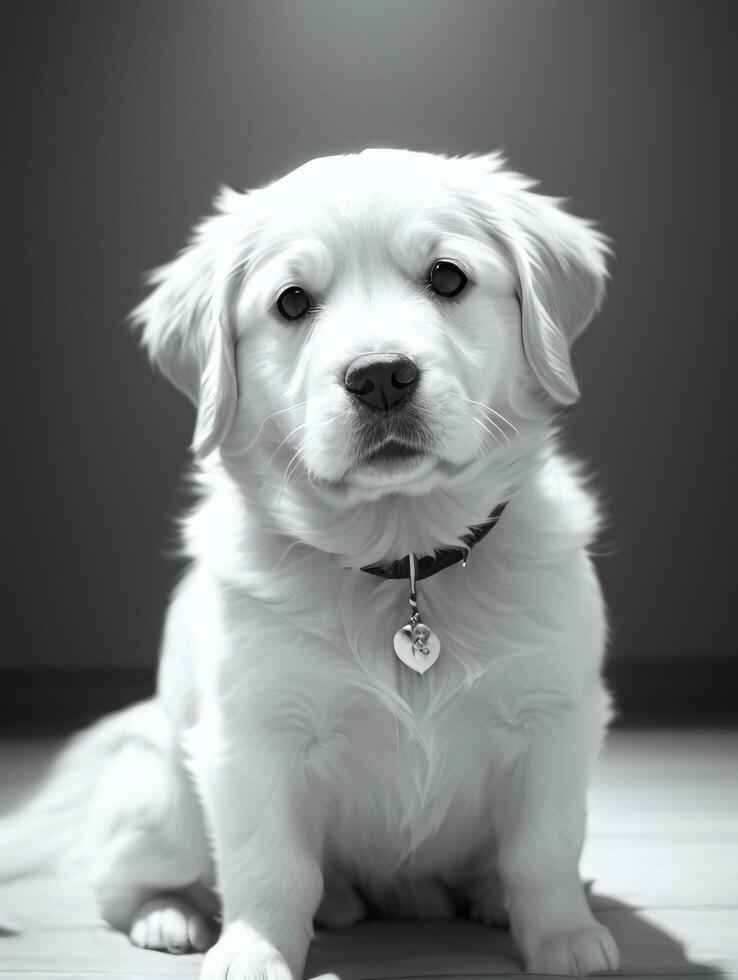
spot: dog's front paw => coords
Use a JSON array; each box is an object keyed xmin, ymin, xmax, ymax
[
  {"xmin": 526, "ymin": 924, "xmax": 620, "ymax": 976},
  {"xmin": 130, "ymin": 896, "xmax": 215, "ymax": 953},
  {"xmin": 200, "ymin": 937, "xmax": 293, "ymax": 980}
]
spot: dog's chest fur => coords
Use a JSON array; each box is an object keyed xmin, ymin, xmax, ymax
[
  {"xmin": 168, "ymin": 451, "xmax": 606, "ymax": 890},
  {"xmin": 215, "ymin": 588, "xmax": 532, "ymax": 880}
]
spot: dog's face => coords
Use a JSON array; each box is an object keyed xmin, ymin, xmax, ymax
[
  {"xmin": 134, "ymin": 150, "xmax": 608, "ymax": 502},
  {"xmin": 231, "ymin": 153, "xmax": 527, "ymax": 498}
]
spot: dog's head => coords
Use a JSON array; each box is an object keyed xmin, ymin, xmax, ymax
[{"xmin": 133, "ymin": 150, "xmax": 608, "ymax": 504}]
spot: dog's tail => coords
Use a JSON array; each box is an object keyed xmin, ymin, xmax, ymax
[{"xmin": 0, "ymin": 700, "xmax": 158, "ymax": 881}]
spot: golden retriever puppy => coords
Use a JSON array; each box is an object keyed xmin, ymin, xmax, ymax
[{"xmin": 1, "ymin": 150, "xmax": 618, "ymax": 978}]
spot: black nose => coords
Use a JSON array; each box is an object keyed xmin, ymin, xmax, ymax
[{"xmin": 344, "ymin": 353, "xmax": 419, "ymax": 411}]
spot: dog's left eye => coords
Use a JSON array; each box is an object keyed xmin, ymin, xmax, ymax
[
  {"xmin": 428, "ymin": 260, "xmax": 468, "ymax": 298},
  {"xmin": 276, "ymin": 286, "xmax": 311, "ymax": 321}
]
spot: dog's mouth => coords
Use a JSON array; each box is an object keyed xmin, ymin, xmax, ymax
[
  {"xmin": 347, "ymin": 435, "xmax": 437, "ymax": 492},
  {"xmin": 336, "ymin": 423, "xmax": 475, "ymax": 497},
  {"xmin": 352, "ymin": 410, "xmax": 433, "ymax": 471},
  {"xmin": 361, "ymin": 438, "xmax": 427, "ymax": 467}
]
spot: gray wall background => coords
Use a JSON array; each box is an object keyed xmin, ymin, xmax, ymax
[{"xmin": 4, "ymin": 0, "xmax": 735, "ymax": 672}]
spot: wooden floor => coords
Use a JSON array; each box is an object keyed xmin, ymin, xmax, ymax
[{"xmin": 0, "ymin": 730, "xmax": 736, "ymax": 979}]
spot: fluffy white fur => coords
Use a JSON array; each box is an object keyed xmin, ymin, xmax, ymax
[{"xmin": 0, "ymin": 149, "xmax": 619, "ymax": 978}]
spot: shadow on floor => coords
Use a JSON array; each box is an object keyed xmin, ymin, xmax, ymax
[{"xmin": 306, "ymin": 894, "xmax": 728, "ymax": 979}]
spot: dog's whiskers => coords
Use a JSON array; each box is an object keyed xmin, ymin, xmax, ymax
[
  {"xmin": 271, "ymin": 409, "xmax": 351, "ymax": 506},
  {"xmin": 254, "ymin": 401, "xmax": 307, "ymax": 437},
  {"xmin": 265, "ymin": 404, "xmax": 354, "ymax": 471},
  {"xmin": 277, "ymin": 447, "xmax": 306, "ymax": 506},
  {"xmin": 460, "ymin": 397, "xmax": 518, "ymax": 442},
  {"xmin": 265, "ymin": 420, "xmax": 312, "ymax": 469},
  {"xmin": 470, "ymin": 416, "xmax": 504, "ymax": 447},
  {"xmin": 235, "ymin": 401, "xmax": 308, "ymax": 457},
  {"xmin": 482, "ymin": 414, "xmax": 509, "ymax": 445}
]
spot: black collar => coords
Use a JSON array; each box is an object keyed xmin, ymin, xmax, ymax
[{"xmin": 360, "ymin": 501, "xmax": 508, "ymax": 581}]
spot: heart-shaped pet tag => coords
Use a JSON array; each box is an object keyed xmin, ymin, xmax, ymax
[{"xmin": 393, "ymin": 621, "xmax": 441, "ymax": 674}]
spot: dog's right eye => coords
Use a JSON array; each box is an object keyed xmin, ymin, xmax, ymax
[{"xmin": 276, "ymin": 286, "xmax": 311, "ymax": 321}]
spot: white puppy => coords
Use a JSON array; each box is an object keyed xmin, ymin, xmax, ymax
[{"xmin": 1, "ymin": 150, "xmax": 619, "ymax": 978}]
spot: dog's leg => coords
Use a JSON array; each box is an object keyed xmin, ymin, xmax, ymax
[
  {"xmin": 191, "ymin": 717, "xmax": 326, "ymax": 980},
  {"xmin": 89, "ymin": 725, "xmax": 216, "ymax": 952},
  {"xmin": 491, "ymin": 695, "xmax": 619, "ymax": 976}
]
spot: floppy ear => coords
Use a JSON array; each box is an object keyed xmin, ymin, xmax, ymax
[
  {"xmin": 474, "ymin": 160, "xmax": 610, "ymax": 404},
  {"xmin": 508, "ymin": 190, "xmax": 609, "ymax": 403},
  {"xmin": 131, "ymin": 213, "xmax": 238, "ymax": 458}
]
